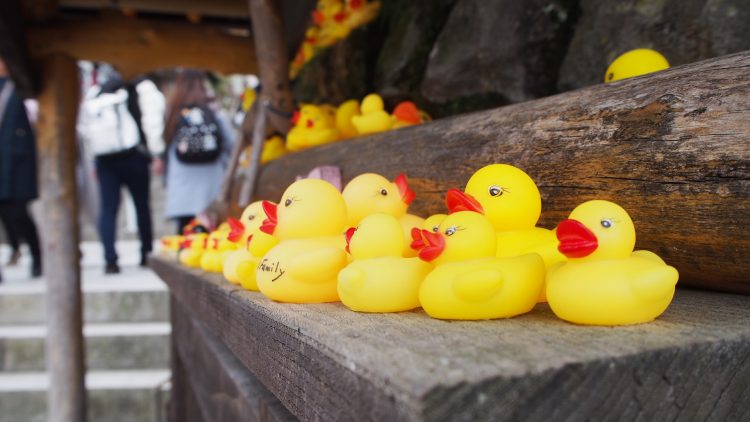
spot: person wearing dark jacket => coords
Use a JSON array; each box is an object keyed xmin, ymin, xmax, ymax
[{"xmin": 0, "ymin": 59, "xmax": 42, "ymax": 280}]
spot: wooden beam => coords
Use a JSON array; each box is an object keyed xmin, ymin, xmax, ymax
[
  {"xmin": 59, "ymin": 0, "xmax": 249, "ymax": 19},
  {"xmin": 254, "ymin": 51, "xmax": 750, "ymax": 295},
  {"xmin": 0, "ymin": 0, "xmax": 39, "ymax": 97},
  {"xmin": 37, "ymin": 53, "xmax": 85, "ymax": 422},
  {"xmin": 152, "ymin": 256, "xmax": 750, "ymax": 421},
  {"xmin": 26, "ymin": 15, "xmax": 257, "ymax": 79}
]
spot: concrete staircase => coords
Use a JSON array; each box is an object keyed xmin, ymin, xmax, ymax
[{"xmin": 0, "ymin": 242, "xmax": 171, "ymax": 422}]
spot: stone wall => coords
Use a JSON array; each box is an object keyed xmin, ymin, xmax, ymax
[{"xmin": 292, "ymin": 0, "xmax": 750, "ymax": 118}]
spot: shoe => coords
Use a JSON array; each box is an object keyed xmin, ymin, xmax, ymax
[
  {"xmin": 105, "ymin": 262, "xmax": 121, "ymax": 274},
  {"xmin": 31, "ymin": 261, "xmax": 42, "ymax": 278},
  {"xmin": 7, "ymin": 250, "xmax": 21, "ymax": 266},
  {"xmin": 140, "ymin": 252, "xmax": 150, "ymax": 267}
]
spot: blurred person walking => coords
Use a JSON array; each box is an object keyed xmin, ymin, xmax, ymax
[
  {"xmin": 162, "ymin": 69, "xmax": 234, "ymax": 234},
  {"xmin": 0, "ymin": 58, "xmax": 43, "ymax": 280},
  {"xmin": 78, "ymin": 71, "xmax": 166, "ymax": 274}
]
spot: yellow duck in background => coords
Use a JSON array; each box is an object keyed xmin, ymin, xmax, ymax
[
  {"xmin": 223, "ymin": 202, "xmax": 279, "ymax": 291},
  {"xmin": 312, "ymin": 0, "xmax": 351, "ymax": 48},
  {"xmin": 547, "ymin": 200, "xmax": 679, "ymax": 326},
  {"xmin": 342, "ymin": 173, "xmax": 423, "ymax": 257},
  {"xmin": 391, "ymin": 101, "xmax": 422, "ymax": 129},
  {"xmin": 160, "ymin": 235, "xmax": 184, "ymax": 253},
  {"xmin": 178, "ymin": 233, "xmax": 208, "ymax": 268},
  {"xmin": 338, "ymin": 214, "xmax": 433, "ymax": 312},
  {"xmin": 200, "ymin": 226, "xmax": 234, "ymax": 273},
  {"xmin": 604, "ymin": 48, "xmax": 670, "ymax": 83},
  {"xmin": 344, "ymin": 0, "xmax": 381, "ymax": 29},
  {"xmin": 414, "ymin": 211, "xmax": 545, "ymax": 320},
  {"xmin": 286, "ymin": 104, "xmax": 340, "ymax": 152},
  {"xmin": 256, "ymin": 179, "xmax": 348, "ymax": 303},
  {"xmin": 336, "ymin": 99, "xmax": 361, "ymax": 138},
  {"xmin": 351, "ymin": 94, "xmax": 393, "ymax": 135}
]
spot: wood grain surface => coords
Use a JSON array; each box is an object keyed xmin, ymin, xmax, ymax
[
  {"xmin": 254, "ymin": 51, "xmax": 750, "ymax": 294},
  {"xmin": 152, "ymin": 256, "xmax": 750, "ymax": 422}
]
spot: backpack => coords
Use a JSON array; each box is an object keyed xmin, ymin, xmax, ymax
[
  {"xmin": 79, "ymin": 87, "xmax": 141, "ymax": 156},
  {"xmin": 172, "ymin": 105, "xmax": 223, "ymax": 163}
]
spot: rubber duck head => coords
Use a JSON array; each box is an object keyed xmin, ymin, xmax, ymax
[
  {"xmin": 360, "ymin": 94, "xmax": 385, "ymax": 115},
  {"xmin": 297, "ymin": 104, "xmax": 335, "ymax": 130},
  {"xmin": 422, "ymin": 213, "xmax": 448, "ymax": 234},
  {"xmin": 605, "ymin": 48, "xmax": 670, "ymax": 83},
  {"xmin": 412, "ymin": 211, "xmax": 496, "ymax": 266},
  {"xmin": 346, "ymin": 213, "xmax": 404, "ymax": 259},
  {"xmin": 227, "ymin": 201, "xmax": 268, "ymax": 245},
  {"xmin": 446, "ymin": 164, "xmax": 541, "ymax": 231},
  {"xmin": 342, "ymin": 173, "xmax": 415, "ymax": 225},
  {"xmin": 260, "ymin": 178, "xmax": 347, "ymax": 241},
  {"xmin": 556, "ymin": 200, "xmax": 635, "ymax": 261}
]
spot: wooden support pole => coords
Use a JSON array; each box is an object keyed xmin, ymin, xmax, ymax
[
  {"xmin": 37, "ymin": 53, "xmax": 86, "ymax": 422},
  {"xmin": 238, "ymin": 100, "xmax": 268, "ymax": 207}
]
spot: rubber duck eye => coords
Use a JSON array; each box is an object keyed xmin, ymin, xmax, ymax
[
  {"xmin": 247, "ymin": 215, "xmax": 255, "ymax": 221},
  {"xmin": 607, "ymin": 72, "xmax": 614, "ymax": 81},
  {"xmin": 380, "ymin": 188, "xmax": 388, "ymax": 196},
  {"xmin": 488, "ymin": 185, "xmax": 503, "ymax": 197},
  {"xmin": 445, "ymin": 227, "xmax": 457, "ymax": 236},
  {"xmin": 284, "ymin": 198, "xmax": 292, "ymax": 207},
  {"xmin": 432, "ymin": 226, "xmax": 439, "ymax": 233},
  {"xmin": 600, "ymin": 219, "xmax": 613, "ymax": 228}
]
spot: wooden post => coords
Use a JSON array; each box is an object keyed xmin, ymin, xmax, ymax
[
  {"xmin": 37, "ymin": 53, "xmax": 86, "ymax": 422},
  {"xmin": 238, "ymin": 100, "xmax": 268, "ymax": 206}
]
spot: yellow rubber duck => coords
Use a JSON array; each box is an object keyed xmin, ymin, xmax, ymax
[
  {"xmin": 223, "ymin": 202, "xmax": 280, "ymax": 290},
  {"xmin": 160, "ymin": 235, "xmax": 184, "ymax": 253},
  {"xmin": 421, "ymin": 214, "xmax": 447, "ymax": 233},
  {"xmin": 547, "ymin": 200, "xmax": 679, "ymax": 326},
  {"xmin": 351, "ymin": 94, "xmax": 393, "ymax": 135},
  {"xmin": 344, "ymin": 0, "xmax": 381, "ymax": 29},
  {"xmin": 338, "ymin": 213, "xmax": 433, "ymax": 312},
  {"xmin": 335, "ymin": 99, "xmax": 361, "ymax": 138},
  {"xmin": 414, "ymin": 211, "xmax": 545, "ymax": 320},
  {"xmin": 312, "ymin": 0, "xmax": 351, "ymax": 48},
  {"xmin": 342, "ymin": 172, "xmax": 423, "ymax": 257},
  {"xmin": 256, "ymin": 179, "xmax": 348, "ymax": 303},
  {"xmin": 446, "ymin": 164, "xmax": 565, "ymax": 267},
  {"xmin": 391, "ymin": 101, "xmax": 422, "ymax": 129},
  {"xmin": 604, "ymin": 48, "xmax": 670, "ymax": 83},
  {"xmin": 286, "ymin": 104, "xmax": 340, "ymax": 152},
  {"xmin": 200, "ymin": 227, "xmax": 234, "ymax": 273},
  {"xmin": 178, "ymin": 233, "xmax": 208, "ymax": 268}
]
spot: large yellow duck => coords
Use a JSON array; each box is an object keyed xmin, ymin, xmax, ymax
[
  {"xmin": 415, "ymin": 211, "xmax": 545, "ymax": 320},
  {"xmin": 446, "ymin": 164, "xmax": 565, "ymax": 269},
  {"xmin": 256, "ymin": 179, "xmax": 348, "ymax": 303},
  {"xmin": 351, "ymin": 94, "xmax": 393, "ymax": 135},
  {"xmin": 342, "ymin": 172, "xmax": 423, "ymax": 257},
  {"xmin": 338, "ymin": 213, "xmax": 433, "ymax": 312},
  {"xmin": 547, "ymin": 200, "xmax": 679, "ymax": 326},
  {"xmin": 286, "ymin": 104, "xmax": 340, "ymax": 152}
]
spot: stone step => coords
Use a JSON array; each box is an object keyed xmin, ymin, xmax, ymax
[
  {"xmin": 0, "ymin": 323, "xmax": 170, "ymax": 372},
  {"xmin": 0, "ymin": 278, "xmax": 168, "ymax": 325},
  {"xmin": 0, "ymin": 370, "xmax": 171, "ymax": 422}
]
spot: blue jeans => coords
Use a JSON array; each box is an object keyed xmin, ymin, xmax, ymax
[{"xmin": 95, "ymin": 148, "xmax": 153, "ymax": 265}]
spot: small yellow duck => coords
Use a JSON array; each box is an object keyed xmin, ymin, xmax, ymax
[
  {"xmin": 223, "ymin": 202, "xmax": 264, "ymax": 285},
  {"xmin": 391, "ymin": 101, "xmax": 422, "ymax": 129},
  {"xmin": 342, "ymin": 173, "xmax": 423, "ymax": 257},
  {"xmin": 604, "ymin": 48, "xmax": 670, "ymax": 83},
  {"xmin": 338, "ymin": 213, "xmax": 433, "ymax": 312},
  {"xmin": 312, "ymin": 0, "xmax": 351, "ymax": 48},
  {"xmin": 256, "ymin": 179, "xmax": 348, "ymax": 303},
  {"xmin": 343, "ymin": 0, "xmax": 381, "ymax": 29},
  {"xmin": 547, "ymin": 200, "xmax": 679, "ymax": 326},
  {"xmin": 286, "ymin": 105, "xmax": 340, "ymax": 152},
  {"xmin": 335, "ymin": 99, "xmax": 361, "ymax": 138},
  {"xmin": 178, "ymin": 233, "xmax": 208, "ymax": 268},
  {"xmin": 200, "ymin": 226, "xmax": 234, "ymax": 273},
  {"xmin": 351, "ymin": 94, "xmax": 393, "ymax": 135},
  {"xmin": 160, "ymin": 235, "xmax": 184, "ymax": 253},
  {"xmin": 414, "ymin": 211, "xmax": 545, "ymax": 320}
]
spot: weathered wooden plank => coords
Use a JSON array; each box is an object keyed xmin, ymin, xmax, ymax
[
  {"xmin": 0, "ymin": 0, "xmax": 38, "ymax": 97},
  {"xmin": 26, "ymin": 15, "xmax": 257, "ymax": 80},
  {"xmin": 37, "ymin": 53, "xmax": 85, "ymax": 422},
  {"xmin": 256, "ymin": 51, "xmax": 750, "ymax": 294},
  {"xmin": 152, "ymin": 256, "xmax": 750, "ymax": 422},
  {"xmin": 171, "ymin": 298, "xmax": 297, "ymax": 422}
]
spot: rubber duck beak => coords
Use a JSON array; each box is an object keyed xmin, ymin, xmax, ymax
[
  {"xmin": 180, "ymin": 239, "xmax": 191, "ymax": 250},
  {"xmin": 395, "ymin": 173, "xmax": 415, "ymax": 205},
  {"xmin": 306, "ymin": 119, "xmax": 314, "ymax": 128},
  {"xmin": 245, "ymin": 234, "xmax": 253, "ymax": 250},
  {"xmin": 259, "ymin": 201, "xmax": 278, "ymax": 235},
  {"xmin": 333, "ymin": 11, "xmax": 347, "ymax": 22},
  {"xmin": 393, "ymin": 101, "xmax": 420, "ymax": 124},
  {"xmin": 410, "ymin": 227, "xmax": 426, "ymax": 250},
  {"xmin": 416, "ymin": 229, "xmax": 445, "ymax": 262},
  {"xmin": 291, "ymin": 110, "xmax": 300, "ymax": 125},
  {"xmin": 227, "ymin": 217, "xmax": 245, "ymax": 242},
  {"xmin": 312, "ymin": 10, "xmax": 324, "ymax": 24},
  {"xmin": 344, "ymin": 227, "xmax": 356, "ymax": 254},
  {"xmin": 557, "ymin": 219, "xmax": 598, "ymax": 258},
  {"xmin": 445, "ymin": 189, "xmax": 484, "ymax": 214}
]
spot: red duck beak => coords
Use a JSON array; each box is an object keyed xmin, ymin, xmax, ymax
[
  {"xmin": 245, "ymin": 234, "xmax": 253, "ymax": 250},
  {"xmin": 344, "ymin": 227, "xmax": 356, "ymax": 254},
  {"xmin": 227, "ymin": 217, "xmax": 245, "ymax": 243},
  {"xmin": 445, "ymin": 189, "xmax": 483, "ymax": 214},
  {"xmin": 557, "ymin": 219, "xmax": 598, "ymax": 258},
  {"xmin": 395, "ymin": 173, "xmax": 415, "ymax": 205},
  {"xmin": 259, "ymin": 201, "xmax": 278, "ymax": 235},
  {"xmin": 312, "ymin": 10, "xmax": 324, "ymax": 24},
  {"xmin": 350, "ymin": 0, "xmax": 363, "ymax": 9},
  {"xmin": 306, "ymin": 119, "xmax": 314, "ymax": 128},
  {"xmin": 393, "ymin": 101, "xmax": 421, "ymax": 124},
  {"xmin": 333, "ymin": 11, "xmax": 347, "ymax": 22},
  {"xmin": 291, "ymin": 110, "xmax": 300, "ymax": 125},
  {"xmin": 180, "ymin": 239, "xmax": 191, "ymax": 250},
  {"xmin": 410, "ymin": 227, "xmax": 426, "ymax": 250},
  {"xmin": 416, "ymin": 229, "xmax": 445, "ymax": 262}
]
